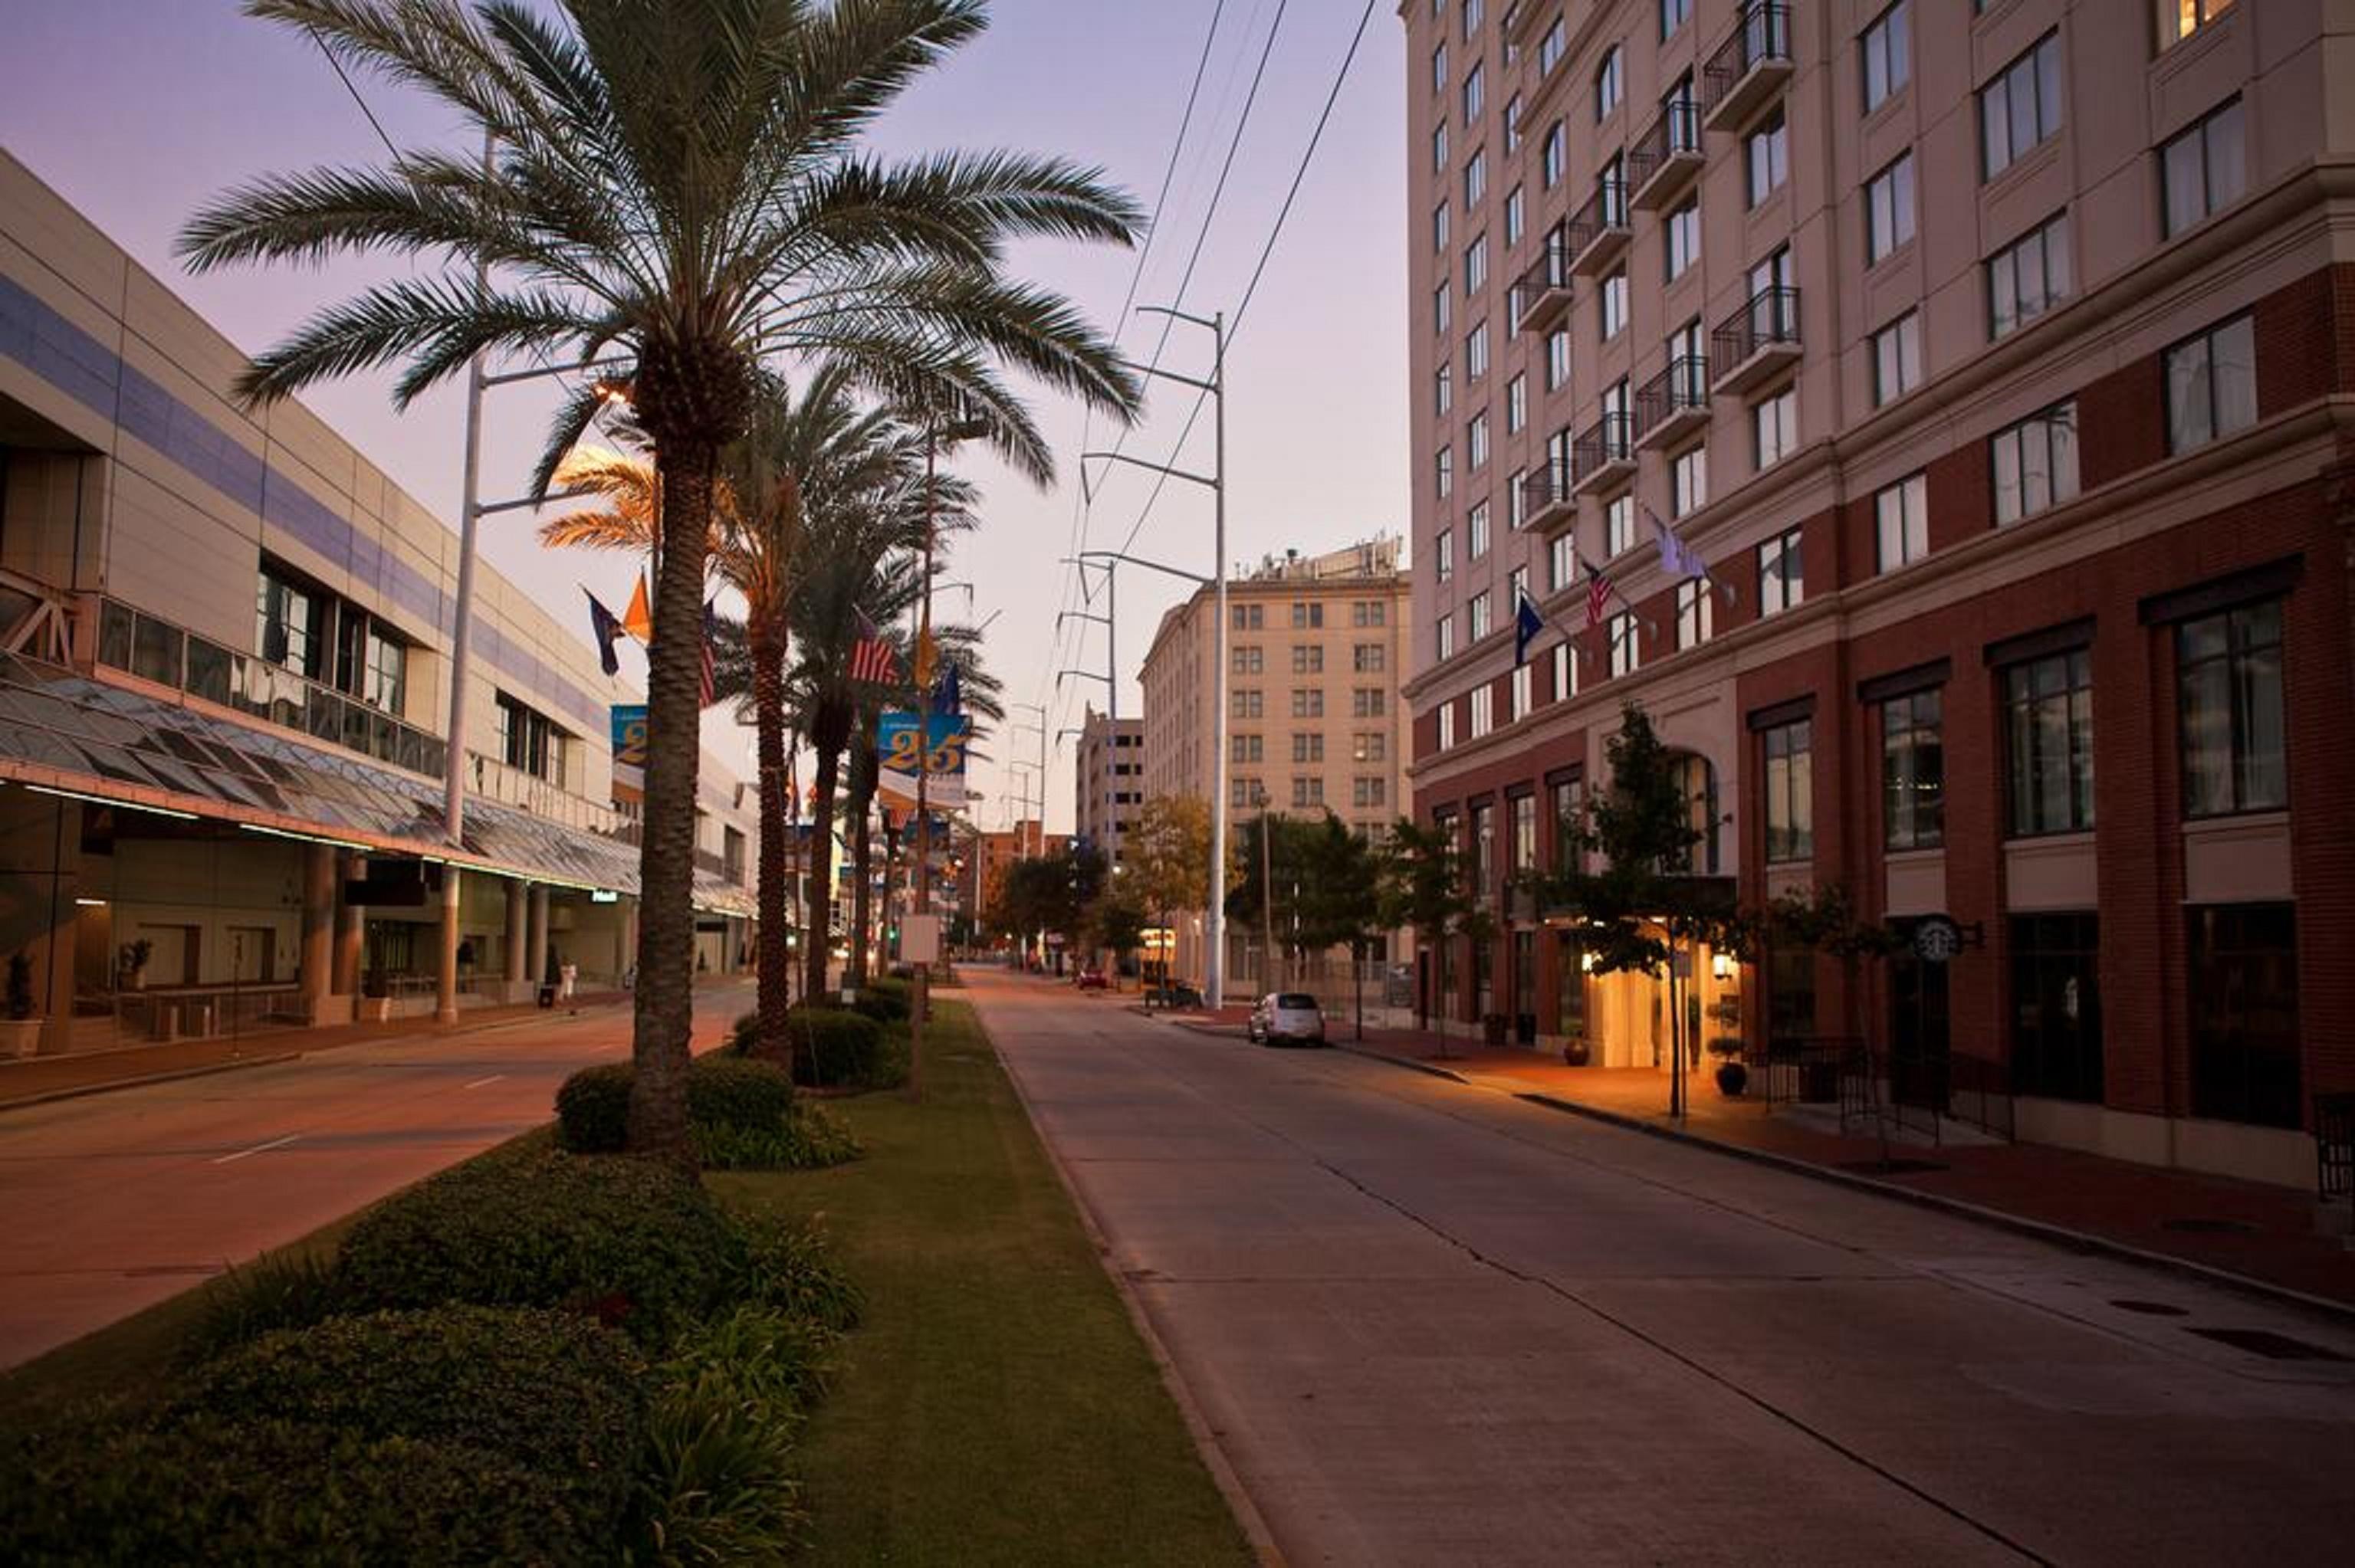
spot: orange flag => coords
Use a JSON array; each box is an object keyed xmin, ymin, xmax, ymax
[
  {"xmin": 621, "ymin": 572, "xmax": 654, "ymax": 644},
  {"xmin": 912, "ymin": 625, "xmax": 938, "ymax": 691}
]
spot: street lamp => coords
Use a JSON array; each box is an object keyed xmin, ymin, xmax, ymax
[{"xmin": 1077, "ymin": 303, "xmax": 1228, "ymax": 1007}]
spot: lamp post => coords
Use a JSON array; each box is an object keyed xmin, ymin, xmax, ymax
[
  {"xmin": 1076, "ymin": 305, "xmax": 1227, "ymax": 1005},
  {"xmin": 1009, "ymin": 702, "xmax": 1048, "ymax": 965}
]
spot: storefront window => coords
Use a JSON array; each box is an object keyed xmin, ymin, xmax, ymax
[
  {"xmin": 2009, "ymin": 913, "xmax": 2100, "ymax": 1101},
  {"xmin": 2188, "ymin": 903, "xmax": 2299, "ymax": 1127}
]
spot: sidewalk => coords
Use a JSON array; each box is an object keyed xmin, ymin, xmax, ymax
[
  {"xmin": 1168, "ymin": 1010, "xmax": 2355, "ymax": 1314},
  {"xmin": 0, "ymin": 989, "xmax": 636, "ymax": 1110}
]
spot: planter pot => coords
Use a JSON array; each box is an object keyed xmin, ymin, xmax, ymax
[
  {"xmin": 1715, "ymin": 1061, "xmax": 1749, "ymax": 1097},
  {"xmin": 1560, "ymin": 1038, "xmax": 1591, "ymax": 1068},
  {"xmin": 1480, "ymin": 1014, "xmax": 1508, "ymax": 1047},
  {"xmin": 1, "ymin": 1019, "xmax": 44, "ymax": 1058}
]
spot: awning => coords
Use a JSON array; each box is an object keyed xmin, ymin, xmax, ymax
[{"xmin": 0, "ymin": 651, "xmax": 752, "ymax": 917}]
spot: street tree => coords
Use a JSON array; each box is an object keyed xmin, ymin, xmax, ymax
[
  {"xmin": 1296, "ymin": 815, "xmax": 1388, "ymax": 1040},
  {"xmin": 1124, "ymin": 794, "xmax": 1214, "ymax": 996},
  {"xmin": 1377, "ymin": 816, "xmax": 1476, "ymax": 1057}
]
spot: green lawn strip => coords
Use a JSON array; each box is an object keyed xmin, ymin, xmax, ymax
[{"xmin": 714, "ymin": 999, "xmax": 1253, "ymax": 1568}]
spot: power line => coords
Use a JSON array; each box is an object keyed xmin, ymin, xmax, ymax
[{"xmin": 308, "ymin": 30, "xmax": 399, "ymax": 159}]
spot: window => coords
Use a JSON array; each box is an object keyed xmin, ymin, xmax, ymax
[
  {"xmin": 1549, "ymin": 776, "xmax": 1585, "ymax": 870},
  {"xmin": 1354, "ymin": 687, "xmax": 1388, "ymax": 717},
  {"xmin": 1988, "ymin": 215, "xmax": 2071, "ymax": 340},
  {"xmin": 1746, "ymin": 108, "xmax": 1788, "ymax": 206},
  {"xmin": 1548, "ymin": 533, "xmax": 1576, "ymax": 592},
  {"xmin": 1231, "ymin": 733, "xmax": 1263, "ymax": 764},
  {"xmin": 2188, "ymin": 902, "xmax": 2300, "ymax": 1128},
  {"xmin": 1665, "ymin": 198, "xmax": 1700, "ymax": 280},
  {"xmin": 1471, "ymin": 801, "xmax": 1496, "ymax": 893},
  {"xmin": 1469, "ymin": 501, "xmax": 1491, "ymax": 557},
  {"xmin": 1289, "ymin": 645, "xmax": 1325, "ymax": 675},
  {"xmin": 1539, "ymin": 16, "xmax": 1567, "ymax": 74},
  {"xmin": 1437, "ymin": 445, "xmax": 1454, "ymax": 499},
  {"xmin": 1752, "ymin": 385, "xmax": 1797, "ymax": 470},
  {"xmin": 1757, "ymin": 526, "xmax": 1803, "ymax": 615},
  {"xmin": 1761, "ymin": 719, "xmax": 1813, "ymax": 863},
  {"xmin": 2160, "ymin": 0, "xmax": 2235, "ymax": 50},
  {"xmin": 1354, "ymin": 642, "xmax": 1387, "ymax": 673},
  {"xmin": 1875, "ymin": 473, "xmax": 1929, "ymax": 572},
  {"xmin": 1434, "ymin": 282, "xmax": 1452, "ymax": 335},
  {"xmin": 1600, "ymin": 268, "xmax": 1629, "ymax": 340},
  {"xmin": 2010, "ymin": 913, "xmax": 2102, "ymax": 1103},
  {"xmin": 1880, "ymin": 688, "xmax": 1943, "ymax": 849},
  {"xmin": 1465, "ymin": 148, "xmax": 1486, "ymax": 206},
  {"xmin": 363, "ymin": 625, "xmax": 406, "ymax": 712},
  {"xmin": 1291, "ymin": 600, "xmax": 1325, "ymax": 629},
  {"xmin": 1435, "ymin": 527, "xmax": 1455, "ymax": 583},
  {"xmin": 1354, "ymin": 776, "xmax": 1388, "ymax": 809},
  {"xmin": 1545, "ymin": 326, "xmax": 1572, "ymax": 389},
  {"xmin": 1469, "ymin": 590, "xmax": 1493, "ymax": 641},
  {"xmin": 2004, "ymin": 647, "xmax": 2094, "ymax": 835},
  {"xmin": 1437, "ymin": 614, "xmax": 1457, "ymax": 661},
  {"xmin": 1866, "ymin": 153, "xmax": 1916, "ymax": 263},
  {"xmin": 1462, "ymin": 0, "xmax": 1482, "ymax": 38},
  {"xmin": 1435, "ymin": 363, "xmax": 1453, "ymax": 416},
  {"xmin": 1438, "ymin": 702, "xmax": 1457, "ymax": 751},
  {"xmin": 1871, "ymin": 311, "xmax": 1922, "ymax": 405},
  {"xmin": 1464, "ymin": 234, "xmax": 1488, "ymax": 295},
  {"xmin": 1352, "ymin": 599, "xmax": 1388, "ymax": 627},
  {"xmin": 1608, "ymin": 611, "xmax": 1641, "ymax": 677},
  {"xmin": 1433, "ymin": 121, "xmax": 1449, "ymax": 174},
  {"xmin": 1981, "ymin": 34, "xmax": 2061, "ymax": 180},
  {"xmin": 1470, "ymin": 684, "xmax": 1494, "ymax": 738},
  {"xmin": 1463, "ymin": 60, "xmax": 1483, "ymax": 125},
  {"xmin": 1506, "ymin": 373, "xmax": 1527, "ymax": 434},
  {"xmin": 1671, "ymin": 444, "xmax": 1708, "ymax": 519},
  {"xmin": 1467, "ymin": 323, "xmax": 1490, "ymax": 380},
  {"xmin": 1233, "ymin": 602, "xmax": 1264, "ymax": 630},
  {"xmin": 1232, "ymin": 688, "xmax": 1263, "ymax": 720},
  {"xmin": 1291, "ymin": 688, "xmax": 1326, "ymax": 719},
  {"xmin": 1604, "ymin": 492, "xmax": 1635, "ymax": 557},
  {"xmin": 495, "ymin": 691, "xmax": 567, "ymax": 783},
  {"xmin": 1596, "ymin": 44, "xmax": 1624, "ymax": 121},
  {"xmin": 1233, "ymin": 645, "xmax": 1263, "ymax": 675},
  {"xmin": 1505, "ymin": 184, "xmax": 1525, "ymax": 246},
  {"xmin": 1992, "ymin": 402, "xmax": 2078, "ymax": 524},
  {"xmin": 1432, "ymin": 40, "xmax": 1447, "ymax": 94},
  {"xmin": 1292, "ymin": 732, "xmax": 1325, "ymax": 764},
  {"xmin": 1542, "ymin": 121, "xmax": 1566, "ymax": 188},
  {"xmin": 1676, "ymin": 580, "xmax": 1713, "ymax": 650},
  {"xmin": 1509, "ymin": 662, "xmax": 1533, "ymax": 722},
  {"xmin": 1862, "ymin": 2, "xmax": 1909, "ymax": 113},
  {"xmin": 1508, "ymin": 467, "xmax": 1528, "ymax": 531},
  {"xmin": 255, "ymin": 563, "xmax": 323, "ymax": 678},
  {"xmin": 1661, "ymin": 0, "xmax": 1692, "ymax": 38},
  {"xmin": 1552, "ymin": 639, "xmax": 1577, "ymax": 700},
  {"xmin": 1231, "ymin": 778, "xmax": 1258, "ymax": 809},
  {"xmin": 2178, "ymin": 599, "xmax": 2284, "ymax": 817},
  {"xmin": 1468, "ymin": 411, "xmax": 1490, "ymax": 469},
  {"xmin": 1353, "ymin": 731, "xmax": 1388, "ymax": 763},
  {"xmin": 2164, "ymin": 315, "xmax": 2256, "ymax": 454},
  {"xmin": 1434, "ymin": 201, "xmax": 1450, "ymax": 253},
  {"xmin": 1504, "ymin": 93, "xmax": 1524, "ymax": 153}
]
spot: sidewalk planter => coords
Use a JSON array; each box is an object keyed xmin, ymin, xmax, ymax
[
  {"xmin": 0, "ymin": 1019, "xmax": 41, "ymax": 1058},
  {"xmin": 1481, "ymin": 1012, "xmax": 1508, "ymax": 1047},
  {"xmin": 1714, "ymin": 1061, "xmax": 1749, "ymax": 1097},
  {"xmin": 1561, "ymin": 1035, "xmax": 1591, "ymax": 1067}
]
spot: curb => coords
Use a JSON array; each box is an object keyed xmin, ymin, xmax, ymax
[
  {"xmin": 0, "ymin": 1051, "xmax": 304, "ymax": 1112},
  {"xmin": 1340, "ymin": 1042, "xmax": 2355, "ymax": 1327}
]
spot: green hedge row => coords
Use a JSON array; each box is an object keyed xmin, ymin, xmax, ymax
[{"xmin": 556, "ymin": 1055, "xmax": 860, "ymax": 1169}]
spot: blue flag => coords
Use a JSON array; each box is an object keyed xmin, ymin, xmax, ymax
[
  {"xmin": 930, "ymin": 659, "xmax": 961, "ymax": 717},
  {"xmin": 1513, "ymin": 589, "xmax": 1544, "ymax": 668},
  {"xmin": 585, "ymin": 590, "xmax": 625, "ymax": 677}
]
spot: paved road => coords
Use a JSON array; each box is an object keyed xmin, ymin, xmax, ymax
[
  {"xmin": 0, "ymin": 982, "xmax": 751, "ymax": 1370},
  {"xmin": 967, "ymin": 969, "xmax": 2355, "ymax": 1566}
]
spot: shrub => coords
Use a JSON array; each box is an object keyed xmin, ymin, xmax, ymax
[
  {"xmin": 337, "ymin": 1145, "xmax": 745, "ymax": 1346},
  {"xmin": 726, "ymin": 1209, "xmax": 863, "ymax": 1333},
  {"xmin": 0, "ymin": 1414, "xmax": 595, "ymax": 1566},
  {"xmin": 553, "ymin": 1062, "xmax": 634, "ymax": 1153},
  {"xmin": 749, "ymin": 1005, "xmax": 888, "ymax": 1090},
  {"xmin": 182, "ymin": 1246, "xmax": 350, "ymax": 1364},
  {"xmin": 849, "ymin": 977, "xmax": 911, "ymax": 1025},
  {"xmin": 172, "ymin": 1306, "xmax": 646, "ymax": 1531},
  {"xmin": 695, "ymin": 1103, "xmax": 862, "ymax": 1172},
  {"xmin": 658, "ymin": 1303, "xmax": 837, "ymax": 1425},
  {"xmin": 555, "ymin": 1056, "xmax": 803, "ymax": 1153},
  {"xmin": 632, "ymin": 1370, "xmax": 807, "ymax": 1565}
]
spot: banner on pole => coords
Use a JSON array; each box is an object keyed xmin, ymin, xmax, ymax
[
  {"xmin": 876, "ymin": 710, "xmax": 971, "ymax": 809},
  {"xmin": 611, "ymin": 704, "xmax": 649, "ymax": 770}
]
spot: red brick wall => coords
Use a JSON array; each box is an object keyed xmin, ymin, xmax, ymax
[{"xmin": 2077, "ymin": 356, "xmax": 2166, "ymax": 491}]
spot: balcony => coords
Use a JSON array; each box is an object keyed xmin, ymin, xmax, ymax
[
  {"xmin": 1631, "ymin": 356, "xmax": 1712, "ymax": 452},
  {"xmin": 1702, "ymin": 2, "xmax": 1795, "ymax": 133},
  {"xmin": 1565, "ymin": 178, "xmax": 1631, "ymax": 277},
  {"xmin": 1519, "ymin": 461, "xmax": 1576, "ymax": 535},
  {"xmin": 1711, "ymin": 287, "xmax": 1802, "ymax": 395},
  {"xmin": 1511, "ymin": 244, "xmax": 1572, "ymax": 336},
  {"xmin": 1628, "ymin": 100, "xmax": 1704, "ymax": 210},
  {"xmin": 1570, "ymin": 414, "xmax": 1635, "ymax": 497}
]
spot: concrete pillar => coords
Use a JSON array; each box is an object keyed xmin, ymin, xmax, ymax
[
  {"xmin": 299, "ymin": 845, "xmax": 335, "ymax": 1022},
  {"xmin": 435, "ymin": 866, "xmax": 461, "ymax": 1024},
  {"xmin": 334, "ymin": 854, "xmax": 363, "ymax": 997},
  {"xmin": 504, "ymin": 880, "xmax": 528, "ymax": 988},
  {"xmin": 527, "ymin": 884, "xmax": 551, "ymax": 994}
]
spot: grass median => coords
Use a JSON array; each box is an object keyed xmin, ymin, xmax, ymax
[{"xmin": 714, "ymin": 997, "xmax": 1253, "ymax": 1567}]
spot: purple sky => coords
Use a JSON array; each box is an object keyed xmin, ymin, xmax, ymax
[{"xmin": 0, "ymin": 1, "xmax": 1406, "ymax": 834}]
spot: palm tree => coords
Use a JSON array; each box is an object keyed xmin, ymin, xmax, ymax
[{"xmin": 180, "ymin": 0, "xmax": 1141, "ymax": 1156}]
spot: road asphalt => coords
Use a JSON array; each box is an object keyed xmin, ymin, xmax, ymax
[
  {"xmin": 967, "ymin": 968, "xmax": 2355, "ymax": 1567},
  {"xmin": 0, "ymin": 983, "xmax": 748, "ymax": 1371}
]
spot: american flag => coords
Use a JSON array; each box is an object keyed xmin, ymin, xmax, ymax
[
  {"xmin": 850, "ymin": 613, "xmax": 900, "ymax": 684},
  {"xmin": 1585, "ymin": 569, "xmax": 1612, "ymax": 631},
  {"xmin": 698, "ymin": 599, "xmax": 718, "ymax": 708}
]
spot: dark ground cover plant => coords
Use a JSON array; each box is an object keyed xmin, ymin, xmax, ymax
[
  {"xmin": 558, "ymin": 1056, "xmax": 862, "ymax": 1170},
  {"xmin": 738, "ymin": 1005, "xmax": 903, "ymax": 1091}
]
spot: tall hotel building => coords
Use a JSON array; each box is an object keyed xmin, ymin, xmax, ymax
[{"xmin": 1403, "ymin": 0, "xmax": 2353, "ymax": 1187}]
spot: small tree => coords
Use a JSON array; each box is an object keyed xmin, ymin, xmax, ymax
[
  {"xmin": 1089, "ymin": 894, "xmax": 1150, "ymax": 990},
  {"xmin": 1378, "ymin": 817, "xmax": 1476, "ymax": 1058},
  {"xmin": 1296, "ymin": 814, "xmax": 1388, "ymax": 1040},
  {"xmin": 1768, "ymin": 881, "xmax": 1905, "ymax": 1155},
  {"xmin": 1127, "ymin": 795, "xmax": 1214, "ymax": 995}
]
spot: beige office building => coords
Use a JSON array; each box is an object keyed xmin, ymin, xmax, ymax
[
  {"xmin": 1071, "ymin": 706, "xmax": 1143, "ymax": 866},
  {"xmin": 1138, "ymin": 537, "xmax": 1413, "ymax": 985}
]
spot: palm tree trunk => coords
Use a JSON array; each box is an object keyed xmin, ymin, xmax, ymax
[
  {"xmin": 846, "ymin": 734, "xmax": 879, "ymax": 988},
  {"xmin": 751, "ymin": 614, "xmax": 793, "ymax": 1057},
  {"xmin": 626, "ymin": 444, "xmax": 713, "ymax": 1161},
  {"xmin": 804, "ymin": 704, "xmax": 850, "ymax": 1004}
]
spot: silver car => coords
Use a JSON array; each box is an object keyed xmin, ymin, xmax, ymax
[{"xmin": 1248, "ymin": 992, "xmax": 1326, "ymax": 1046}]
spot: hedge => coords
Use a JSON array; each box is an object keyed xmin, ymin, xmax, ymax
[
  {"xmin": 555, "ymin": 1057, "xmax": 799, "ymax": 1154},
  {"xmin": 336, "ymin": 1143, "xmax": 744, "ymax": 1346},
  {"xmin": 741, "ymin": 1005, "xmax": 892, "ymax": 1090},
  {"xmin": 171, "ymin": 1306, "xmax": 645, "ymax": 1531}
]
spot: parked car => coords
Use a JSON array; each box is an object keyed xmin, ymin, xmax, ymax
[
  {"xmin": 1247, "ymin": 992, "xmax": 1326, "ymax": 1047},
  {"xmin": 1075, "ymin": 966, "xmax": 1109, "ymax": 991}
]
